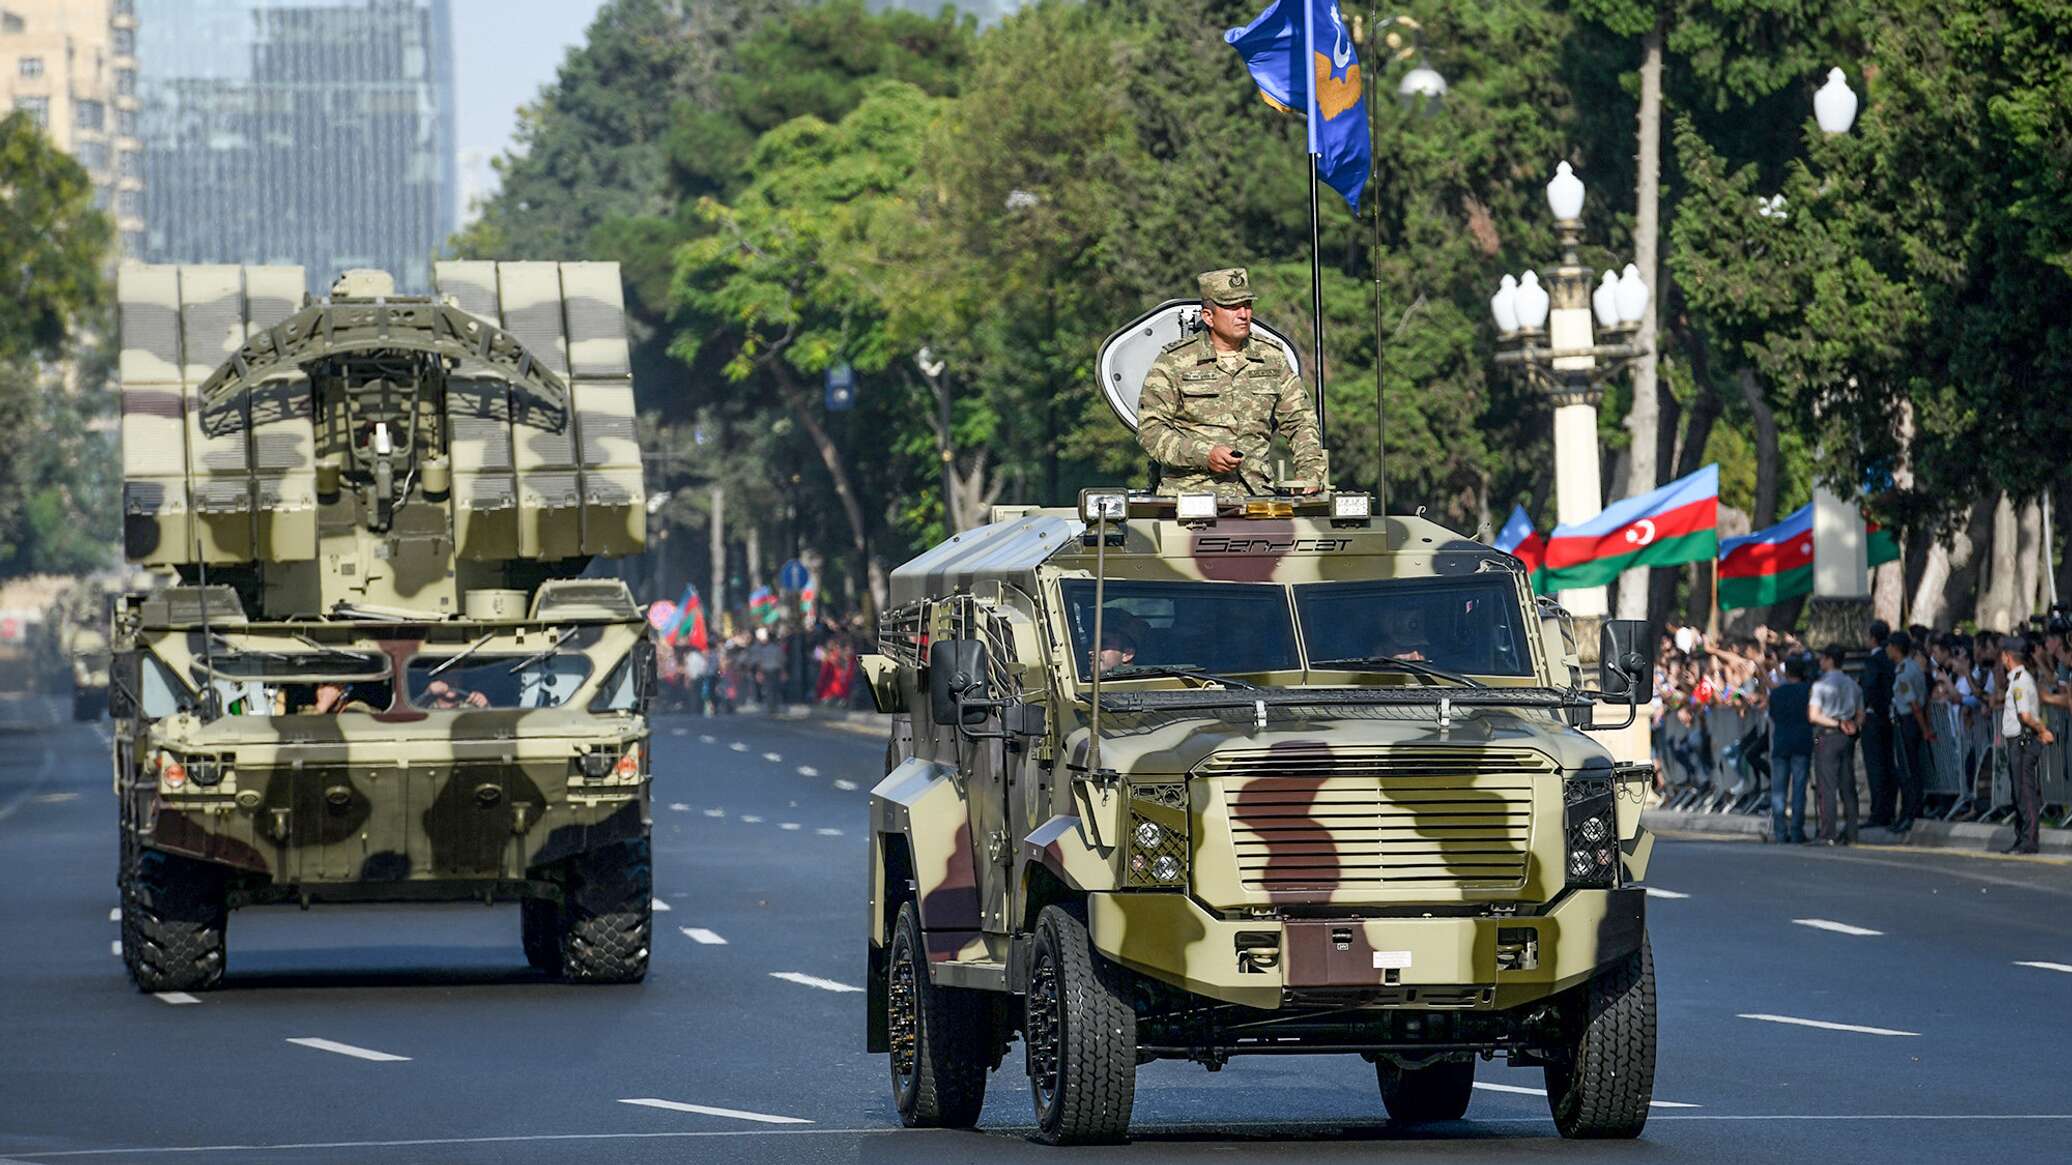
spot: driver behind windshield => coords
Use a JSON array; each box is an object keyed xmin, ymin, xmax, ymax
[
  {"xmin": 1093, "ymin": 626, "xmax": 1139, "ymax": 676},
  {"xmin": 1371, "ymin": 607, "xmax": 1432, "ymax": 662},
  {"xmin": 422, "ymin": 678, "xmax": 491, "ymax": 709}
]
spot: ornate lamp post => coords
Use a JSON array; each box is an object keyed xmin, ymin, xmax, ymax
[{"xmin": 1489, "ymin": 163, "xmax": 1651, "ymax": 622}]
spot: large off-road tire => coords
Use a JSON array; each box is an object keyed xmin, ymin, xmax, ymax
[
  {"xmin": 1545, "ymin": 937, "xmax": 1656, "ymax": 1139},
  {"xmin": 559, "ymin": 837, "xmax": 651, "ymax": 984},
  {"xmin": 121, "ymin": 849, "xmax": 227, "ymax": 993},
  {"xmin": 1377, "ymin": 1057, "xmax": 1475, "ymax": 1123},
  {"xmin": 520, "ymin": 898, "xmax": 562, "ymax": 975},
  {"xmin": 1026, "ymin": 905, "xmax": 1137, "ymax": 1145},
  {"xmin": 886, "ymin": 901, "xmax": 989, "ymax": 1128}
]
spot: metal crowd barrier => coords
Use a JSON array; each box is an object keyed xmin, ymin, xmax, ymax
[{"xmin": 2042, "ymin": 707, "xmax": 2072, "ymax": 817}]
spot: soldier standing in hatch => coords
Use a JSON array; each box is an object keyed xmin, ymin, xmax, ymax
[{"xmin": 1137, "ymin": 268, "xmax": 1327, "ymax": 499}]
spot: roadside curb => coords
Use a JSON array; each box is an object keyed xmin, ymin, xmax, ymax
[{"xmin": 1644, "ymin": 807, "xmax": 2072, "ymax": 858}]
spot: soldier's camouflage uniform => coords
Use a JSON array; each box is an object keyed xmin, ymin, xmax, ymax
[{"xmin": 1136, "ymin": 268, "xmax": 1326, "ymax": 499}]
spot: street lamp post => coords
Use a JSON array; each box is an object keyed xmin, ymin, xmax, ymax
[{"xmin": 1489, "ymin": 163, "xmax": 1651, "ymax": 626}]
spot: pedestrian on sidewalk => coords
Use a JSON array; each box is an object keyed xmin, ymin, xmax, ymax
[
  {"xmin": 1888, "ymin": 631, "xmax": 1933, "ymax": 832},
  {"xmin": 1860, "ymin": 619, "xmax": 1898, "ymax": 829},
  {"xmin": 1998, "ymin": 636, "xmax": 2052, "ymax": 855},
  {"xmin": 1768, "ymin": 655, "xmax": 1814, "ymax": 844},
  {"xmin": 1809, "ymin": 644, "xmax": 1864, "ymax": 846}
]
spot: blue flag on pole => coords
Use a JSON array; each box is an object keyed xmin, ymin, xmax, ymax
[{"xmin": 1225, "ymin": 0, "xmax": 1372, "ymax": 211}]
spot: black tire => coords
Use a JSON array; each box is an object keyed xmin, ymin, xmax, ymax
[
  {"xmin": 1026, "ymin": 905, "xmax": 1136, "ymax": 1145},
  {"xmin": 121, "ymin": 849, "xmax": 227, "ymax": 993},
  {"xmin": 1377, "ymin": 1057, "xmax": 1475, "ymax": 1123},
  {"xmin": 559, "ymin": 837, "xmax": 651, "ymax": 984},
  {"xmin": 887, "ymin": 901, "xmax": 989, "ymax": 1128},
  {"xmin": 520, "ymin": 897, "xmax": 562, "ymax": 975},
  {"xmin": 1545, "ymin": 936, "xmax": 1657, "ymax": 1139}
]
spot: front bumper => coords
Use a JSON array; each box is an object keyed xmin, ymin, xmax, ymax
[{"xmin": 1089, "ymin": 886, "xmax": 1644, "ymax": 1011}]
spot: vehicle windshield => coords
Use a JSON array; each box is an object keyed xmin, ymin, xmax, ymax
[
  {"xmin": 405, "ymin": 655, "xmax": 592, "ymax": 709},
  {"xmin": 1296, "ymin": 576, "xmax": 1533, "ymax": 678},
  {"xmin": 1061, "ymin": 580, "xmax": 1299, "ymax": 682}
]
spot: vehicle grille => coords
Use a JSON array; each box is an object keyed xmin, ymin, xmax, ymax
[{"xmin": 1209, "ymin": 747, "xmax": 1545, "ymax": 893}]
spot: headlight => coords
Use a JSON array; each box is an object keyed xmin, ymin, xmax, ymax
[
  {"xmin": 1134, "ymin": 820, "xmax": 1164, "ymax": 848},
  {"xmin": 1124, "ymin": 792, "xmax": 1188, "ymax": 888},
  {"xmin": 1563, "ymin": 775, "xmax": 1618, "ymax": 888},
  {"xmin": 1331, "ymin": 493, "xmax": 1372, "ymax": 519},
  {"xmin": 1081, "ymin": 492, "xmax": 1126, "ymax": 521},
  {"xmin": 1175, "ymin": 493, "xmax": 1218, "ymax": 521}
]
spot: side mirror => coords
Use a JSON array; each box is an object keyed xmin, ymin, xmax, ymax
[
  {"xmin": 1597, "ymin": 619, "xmax": 1655, "ymax": 704},
  {"xmin": 928, "ymin": 639, "xmax": 991, "ymax": 727}
]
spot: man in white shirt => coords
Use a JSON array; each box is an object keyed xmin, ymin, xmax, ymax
[
  {"xmin": 1998, "ymin": 637, "xmax": 2054, "ymax": 854},
  {"xmin": 1808, "ymin": 644, "xmax": 1865, "ymax": 845}
]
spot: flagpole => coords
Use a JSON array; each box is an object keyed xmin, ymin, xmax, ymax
[{"xmin": 1308, "ymin": 153, "xmax": 1328, "ymax": 457}]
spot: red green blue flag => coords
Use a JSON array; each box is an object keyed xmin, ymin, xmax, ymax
[
  {"xmin": 1494, "ymin": 503, "xmax": 1549, "ymax": 594},
  {"xmin": 1718, "ymin": 503, "xmax": 1814, "ymax": 610},
  {"xmin": 1543, "ymin": 464, "xmax": 1719, "ymax": 591}
]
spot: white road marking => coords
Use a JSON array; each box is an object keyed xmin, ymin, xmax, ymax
[
  {"xmin": 833, "ymin": 779, "xmax": 859, "ymax": 792},
  {"xmin": 667, "ymin": 803, "xmax": 690, "ymax": 812},
  {"xmin": 1645, "ymin": 887, "xmax": 1690, "ymax": 900},
  {"xmin": 0, "ymin": 747, "xmax": 59, "ymax": 824},
  {"xmin": 729, "ymin": 742, "xmax": 749, "ymax": 752},
  {"xmin": 816, "ymin": 828, "xmax": 843, "ymax": 837},
  {"xmin": 30, "ymin": 791, "xmax": 79, "ymax": 804},
  {"xmin": 154, "ymin": 992, "xmax": 200, "ymax": 1005},
  {"xmin": 670, "ymin": 728, "xmax": 688, "ymax": 736},
  {"xmin": 703, "ymin": 808, "xmax": 726, "ymax": 818},
  {"xmin": 618, "ymin": 1098, "xmax": 811, "ymax": 1125},
  {"xmin": 1738, "ymin": 1013, "xmax": 1919, "ymax": 1037},
  {"xmin": 796, "ymin": 765, "xmax": 819, "ymax": 778},
  {"xmin": 770, "ymin": 971, "xmax": 864, "ymax": 993},
  {"xmin": 108, "ymin": 907, "xmax": 121, "ymax": 921},
  {"xmin": 651, "ymin": 899, "xmax": 672, "ymax": 913},
  {"xmin": 740, "ymin": 815, "xmax": 764, "ymax": 824},
  {"xmin": 780, "ymin": 822, "xmax": 801, "ymax": 831},
  {"xmin": 1472, "ymin": 1082, "xmax": 1697, "ymax": 1108},
  {"xmin": 286, "ymin": 1037, "xmax": 411, "ymax": 1062},
  {"xmin": 109, "ymin": 940, "xmax": 121, "ymax": 957},
  {"xmin": 762, "ymin": 752, "xmax": 782, "ymax": 763},
  {"xmin": 680, "ymin": 927, "xmax": 727, "ymax": 945},
  {"xmin": 2015, "ymin": 960, "xmax": 2072, "ymax": 974},
  {"xmin": 1794, "ymin": 918, "xmax": 1883, "ymax": 937},
  {"xmin": 699, "ymin": 734, "xmax": 716, "ymax": 744}
]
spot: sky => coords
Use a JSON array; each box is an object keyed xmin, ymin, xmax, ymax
[{"xmin": 450, "ymin": 0, "xmax": 609, "ymax": 223}]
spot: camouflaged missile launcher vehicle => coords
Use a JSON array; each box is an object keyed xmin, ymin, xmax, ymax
[
  {"xmin": 110, "ymin": 262, "xmax": 656, "ymax": 992},
  {"xmin": 862, "ymin": 492, "xmax": 1661, "ymax": 1145}
]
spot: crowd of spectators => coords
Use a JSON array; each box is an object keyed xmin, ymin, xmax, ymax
[
  {"xmin": 656, "ymin": 615, "xmax": 869, "ymax": 715},
  {"xmin": 1651, "ymin": 614, "xmax": 2070, "ymax": 853}
]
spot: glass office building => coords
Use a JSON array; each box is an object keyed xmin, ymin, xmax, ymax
[{"xmin": 137, "ymin": 0, "xmax": 455, "ymax": 291}]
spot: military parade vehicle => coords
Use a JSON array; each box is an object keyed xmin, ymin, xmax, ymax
[
  {"xmin": 110, "ymin": 262, "xmax": 655, "ymax": 992},
  {"xmin": 862, "ymin": 301, "xmax": 1659, "ymax": 1143},
  {"xmin": 47, "ymin": 577, "xmax": 114, "ymax": 721}
]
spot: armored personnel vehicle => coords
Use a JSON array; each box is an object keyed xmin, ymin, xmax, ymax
[
  {"xmin": 862, "ymin": 302, "xmax": 1658, "ymax": 1143},
  {"xmin": 110, "ymin": 262, "xmax": 655, "ymax": 991},
  {"xmin": 48, "ymin": 578, "xmax": 113, "ymax": 720}
]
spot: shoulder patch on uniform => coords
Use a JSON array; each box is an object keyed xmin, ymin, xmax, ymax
[{"xmin": 1158, "ymin": 335, "xmax": 1197, "ymax": 355}]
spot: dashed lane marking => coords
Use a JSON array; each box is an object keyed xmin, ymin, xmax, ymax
[
  {"xmin": 833, "ymin": 779, "xmax": 859, "ymax": 792},
  {"xmin": 699, "ymin": 734, "xmax": 716, "ymax": 744},
  {"xmin": 618, "ymin": 1099, "xmax": 811, "ymax": 1125},
  {"xmin": 1472, "ymin": 1082, "xmax": 1699, "ymax": 1108},
  {"xmin": 108, "ymin": 907, "xmax": 120, "ymax": 922},
  {"xmin": 670, "ymin": 728, "xmax": 688, "ymax": 736},
  {"xmin": 780, "ymin": 823, "xmax": 801, "ymax": 831},
  {"xmin": 740, "ymin": 815, "xmax": 764, "ymax": 824},
  {"xmin": 667, "ymin": 803, "xmax": 690, "ymax": 812},
  {"xmin": 770, "ymin": 971, "xmax": 864, "ymax": 993},
  {"xmin": 1794, "ymin": 918, "xmax": 1883, "ymax": 937},
  {"xmin": 286, "ymin": 1037, "xmax": 411, "ymax": 1062},
  {"xmin": 679, "ymin": 928, "xmax": 727, "ymax": 945},
  {"xmin": 796, "ymin": 765, "xmax": 819, "ymax": 778},
  {"xmin": 702, "ymin": 808, "xmax": 725, "ymax": 818},
  {"xmin": 109, "ymin": 940, "xmax": 121, "ymax": 957},
  {"xmin": 1737, "ymin": 1013, "xmax": 1918, "ymax": 1037},
  {"xmin": 1645, "ymin": 887, "xmax": 1690, "ymax": 900},
  {"xmin": 154, "ymin": 992, "xmax": 200, "ymax": 1006},
  {"xmin": 2015, "ymin": 961, "xmax": 2072, "ymax": 974},
  {"xmin": 762, "ymin": 752, "xmax": 782, "ymax": 763},
  {"xmin": 651, "ymin": 899, "xmax": 672, "ymax": 913},
  {"xmin": 729, "ymin": 742, "xmax": 749, "ymax": 752},
  {"xmin": 30, "ymin": 792, "xmax": 78, "ymax": 804},
  {"xmin": 816, "ymin": 828, "xmax": 843, "ymax": 837}
]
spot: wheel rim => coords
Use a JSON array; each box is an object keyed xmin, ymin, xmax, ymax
[
  {"xmin": 1027, "ymin": 948, "xmax": 1062, "ymax": 1114},
  {"xmin": 888, "ymin": 931, "xmax": 920, "ymax": 1101}
]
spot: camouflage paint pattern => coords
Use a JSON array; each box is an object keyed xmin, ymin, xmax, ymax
[
  {"xmin": 1135, "ymin": 332, "xmax": 1326, "ymax": 498},
  {"xmin": 867, "ymin": 506, "xmax": 1653, "ymax": 1031}
]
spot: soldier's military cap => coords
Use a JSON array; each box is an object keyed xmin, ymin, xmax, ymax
[{"xmin": 1198, "ymin": 268, "xmax": 1255, "ymax": 306}]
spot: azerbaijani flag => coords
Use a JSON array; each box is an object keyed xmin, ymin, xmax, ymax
[
  {"xmin": 1494, "ymin": 503, "xmax": 1549, "ymax": 593},
  {"xmin": 1718, "ymin": 503, "xmax": 1814, "ymax": 610},
  {"xmin": 1543, "ymin": 464, "xmax": 1719, "ymax": 590},
  {"xmin": 1867, "ymin": 519, "xmax": 1899, "ymax": 567}
]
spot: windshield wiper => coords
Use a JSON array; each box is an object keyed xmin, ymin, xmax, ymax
[
  {"xmin": 289, "ymin": 632, "xmax": 377, "ymax": 661},
  {"xmin": 505, "ymin": 629, "xmax": 575, "ymax": 675},
  {"xmin": 1099, "ymin": 663, "xmax": 1260, "ymax": 690},
  {"xmin": 1310, "ymin": 654, "xmax": 1487, "ymax": 689},
  {"xmin": 426, "ymin": 631, "xmax": 500, "ymax": 678}
]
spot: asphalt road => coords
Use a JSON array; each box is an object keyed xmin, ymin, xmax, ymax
[{"xmin": 3, "ymin": 701, "xmax": 2070, "ymax": 1164}]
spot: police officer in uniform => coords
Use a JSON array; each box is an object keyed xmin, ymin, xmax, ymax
[
  {"xmin": 1137, "ymin": 268, "xmax": 1326, "ymax": 499},
  {"xmin": 1999, "ymin": 636, "xmax": 2053, "ymax": 854}
]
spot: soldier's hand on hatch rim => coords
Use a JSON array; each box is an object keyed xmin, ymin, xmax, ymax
[{"xmin": 1207, "ymin": 445, "xmax": 1243, "ymax": 474}]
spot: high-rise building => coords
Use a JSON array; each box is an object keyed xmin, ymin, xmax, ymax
[
  {"xmin": 0, "ymin": 0, "xmax": 144, "ymax": 255},
  {"xmin": 136, "ymin": 0, "xmax": 456, "ymax": 292}
]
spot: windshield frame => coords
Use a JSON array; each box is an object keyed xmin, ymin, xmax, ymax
[
  {"xmin": 1057, "ymin": 578, "xmax": 1306, "ymax": 687},
  {"xmin": 1294, "ymin": 574, "xmax": 1538, "ymax": 683}
]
